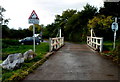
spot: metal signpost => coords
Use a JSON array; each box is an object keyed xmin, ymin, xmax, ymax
[
  {"xmin": 111, "ymin": 17, "xmax": 118, "ymax": 49},
  {"xmin": 28, "ymin": 10, "xmax": 39, "ymax": 52}
]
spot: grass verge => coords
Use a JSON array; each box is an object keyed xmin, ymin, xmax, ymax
[
  {"xmin": 101, "ymin": 40, "xmax": 120, "ymax": 66},
  {"xmin": 1, "ymin": 41, "xmax": 49, "ymax": 81}
]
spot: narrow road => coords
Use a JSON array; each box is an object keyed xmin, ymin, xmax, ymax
[{"xmin": 24, "ymin": 42, "xmax": 119, "ymax": 80}]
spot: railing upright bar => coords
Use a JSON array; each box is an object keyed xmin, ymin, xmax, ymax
[{"xmin": 87, "ymin": 36, "xmax": 103, "ymax": 52}]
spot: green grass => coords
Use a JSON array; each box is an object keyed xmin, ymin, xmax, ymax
[
  {"xmin": 103, "ymin": 40, "xmax": 119, "ymax": 51},
  {"xmin": 0, "ymin": 60, "xmax": 2, "ymax": 64},
  {"xmin": 2, "ymin": 43, "xmax": 49, "ymax": 60},
  {"xmin": 103, "ymin": 41, "xmax": 113, "ymax": 51},
  {"xmin": 1, "ymin": 40, "xmax": 49, "ymax": 81}
]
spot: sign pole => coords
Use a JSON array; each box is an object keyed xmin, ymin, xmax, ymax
[
  {"xmin": 28, "ymin": 10, "xmax": 39, "ymax": 52},
  {"xmin": 33, "ymin": 24, "xmax": 35, "ymax": 52},
  {"xmin": 113, "ymin": 17, "xmax": 117, "ymax": 49},
  {"xmin": 113, "ymin": 30, "xmax": 116, "ymax": 49}
]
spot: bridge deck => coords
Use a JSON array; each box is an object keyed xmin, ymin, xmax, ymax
[{"xmin": 24, "ymin": 42, "xmax": 119, "ymax": 80}]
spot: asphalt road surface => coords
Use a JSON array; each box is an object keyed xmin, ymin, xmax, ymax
[{"xmin": 24, "ymin": 42, "xmax": 119, "ymax": 80}]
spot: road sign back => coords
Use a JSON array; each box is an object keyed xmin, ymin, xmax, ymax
[{"xmin": 111, "ymin": 22, "xmax": 118, "ymax": 31}]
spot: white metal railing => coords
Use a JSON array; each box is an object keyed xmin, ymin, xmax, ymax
[
  {"xmin": 87, "ymin": 36, "xmax": 103, "ymax": 52},
  {"xmin": 49, "ymin": 37, "xmax": 64, "ymax": 52}
]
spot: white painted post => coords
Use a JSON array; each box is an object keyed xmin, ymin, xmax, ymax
[
  {"xmin": 55, "ymin": 39, "xmax": 56, "ymax": 49},
  {"xmin": 57, "ymin": 38, "xmax": 59, "ymax": 49},
  {"xmin": 91, "ymin": 28, "xmax": 93, "ymax": 38},
  {"xmin": 91, "ymin": 28, "xmax": 93, "ymax": 47},
  {"xmin": 60, "ymin": 28, "xmax": 61, "ymax": 38},
  {"xmin": 33, "ymin": 24, "xmax": 35, "ymax": 52},
  {"xmin": 49, "ymin": 38, "xmax": 52, "ymax": 52},
  {"xmin": 100, "ymin": 38, "xmax": 103, "ymax": 52},
  {"xmin": 96, "ymin": 39, "xmax": 98, "ymax": 49},
  {"xmin": 62, "ymin": 37, "xmax": 64, "ymax": 45},
  {"xmin": 60, "ymin": 38, "xmax": 61, "ymax": 46}
]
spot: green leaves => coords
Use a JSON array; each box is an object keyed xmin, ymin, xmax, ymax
[
  {"xmin": 29, "ymin": 24, "xmax": 42, "ymax": 33},
  {"xmin": 87, "ymin": 15, "xmax": 114, "ymax": 40},
  {"xmin": 88, "ymin": 15, "xmax": 113, "ymax": 30},
  {"xmin": 44, "ymin": 4, "xmax": 98, "ymax": 42}
]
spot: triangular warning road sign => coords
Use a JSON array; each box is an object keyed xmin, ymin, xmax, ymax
[{"xmin": 29, "ymin": 10, "xmax": 39, "ymax": 20}]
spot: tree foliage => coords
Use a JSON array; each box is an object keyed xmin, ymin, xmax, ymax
[
  {"xmin": 99, "ymin": 2, "xmax": 120, "ymax": 17},
  {"xmin": 2, "ymin": 25, "xmax": 32, "ymax": 39},
  {"xmin": 0, "ymin": 6, "xmax": 10, "ymax": 25},
  {"xmin": 29, "ymin": 24, "xmax": 42, "ymax": 33},
  {"xmin": 2, "ymin": 2, "xmax": 120, "ymax": 42},
  {"xmin": 88, "ymin": 15, "xmax": 113, "ymax": 30},
  {"xmin": 44, "ymin": 4, "xmax": 98, "ymax": 42},
  {"xmin": 87, "ymin": 15, "xmax": 113, "ymax": 40}
]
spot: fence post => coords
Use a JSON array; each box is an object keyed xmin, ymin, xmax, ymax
[
  {"xmin": 49, "ymin": 38, "xmax": 52, "ymax": 52},
  {"xmin": 62, "ymin": 37, "xmax": 64, "ymax": 45},
  {"xmin": 100, "ymin": 38, "xmax": 103, "ymax": 52},
  {"xmin": 57, "ymin": 38, "xmax": 59, "ymax": 49},
  {"xmin": 96, "ymin": 39, "xmax": 98, "ymax": 49},
  {"xmin": 90, "ymin": 37, "xmax": 93, "ymax": 47}
]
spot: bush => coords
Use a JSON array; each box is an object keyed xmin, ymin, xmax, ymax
[
  {"xmin": 2, "ymin": 39, "xmax": 19, "ymax": 48},
  {"xmin": 2, "ymin": 72, "xmax": 13, "ymax": 81},
  {"xmin": 112, "ymin": 42, "xmax": 120, "ymax": 64}
]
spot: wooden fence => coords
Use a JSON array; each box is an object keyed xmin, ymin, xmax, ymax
[
  {"xmin": 87, "ymin": 36, "xmax": 103, "ymax": 52},
  {"xmin": 49, "ymin": 37, "xmax": 64, "ymax": 52}
]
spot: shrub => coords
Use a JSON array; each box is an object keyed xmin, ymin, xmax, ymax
[
  {"xmin": 2, "ymin": 39, "xmax": 19, "ymax": 48},
  {"xmin": 112, "ymin": 42, "xmax": 120, "ymax": 64}
]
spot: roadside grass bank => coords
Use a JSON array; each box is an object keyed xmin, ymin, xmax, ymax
[
  {"xmin": 102, "ymin": 40, "xmax": 120, "ymax": 66},
  {"xmin": 1, "ymin": 39, "xmax": 49, "ymax": 81}
]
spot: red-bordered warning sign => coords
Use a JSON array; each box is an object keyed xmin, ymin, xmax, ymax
[
  {"xmin": 29, "ymin": 10, "xmax": 39, "ymax": 20},
  {"xmin": 28, "ymin": 10, "xmax": 39, "ymax": 24}
]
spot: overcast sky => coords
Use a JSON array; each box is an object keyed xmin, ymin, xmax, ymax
[{"xmin": 1, "ymin": 0, "xmax": 104, "ymax": 29}]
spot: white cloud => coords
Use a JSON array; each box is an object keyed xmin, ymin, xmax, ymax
[{"xmin": 1, "ymin": 0, "xmax": 104, "ymax": 29}]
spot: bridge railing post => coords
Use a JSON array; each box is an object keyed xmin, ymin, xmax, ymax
[
  {"xmin": 49, "ymin": 38, "xmax": 52, "ymax": 52},
  {"xmin": 62, "ymin": 37, "xmax": 64, "ymax": 46},
  {"xmin": 100, "ymin": 37, "xmax": 103, "ymax": 52},
  {"xmin": 96, "ymin": 39, "xmax": 98, "ymax": 49},
  {"xmin": 87, "ymin": 36, "xmax": 103, "ymax": 52},
  {"xmin": 49, "ymin": 37, "xmax": 64, "ymax": 52}
]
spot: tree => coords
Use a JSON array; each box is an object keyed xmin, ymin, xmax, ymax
[
  {"xmin": 64, "ymin": 4, "xmax": 98, "ymax": 41},
  {"xmin": 44, "ymin": 4, "xmax": 98, "ymax": 42},
  {"xmin": 2, "ymin": 25, "xmax": 10, "ymax": 38},
  {"xmin": 99, "ymin": 2, "xmax": 120, "ymax": 40},
  {"xmin": 0, "ymin": 6, "xmax": 10, "ymax": 25},
  {"xmin": 99, "ymin": 2, "xmax": 120, "ymax": 17},
  {"xmin": 29, "ymin": 24, "xmax": 42, "ymax": 33},
  {"xmin": 87, "ymin": 15, "xmax": 113, "ymax": 40}
]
